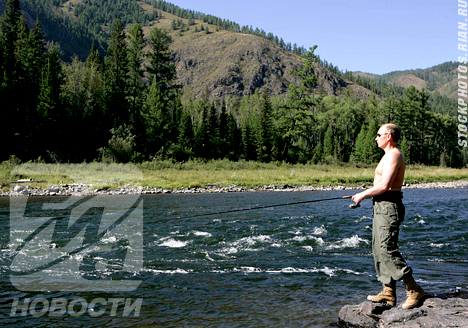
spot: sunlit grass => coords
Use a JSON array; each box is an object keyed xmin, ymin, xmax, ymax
[{"xmin": 2, "ymin": 159, "xmax": 467, "ymax": 190}]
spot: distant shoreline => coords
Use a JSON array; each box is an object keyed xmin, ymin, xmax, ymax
[{"xmin": 4, "ymin": 180, "xmax": 468, "ymax": 197}]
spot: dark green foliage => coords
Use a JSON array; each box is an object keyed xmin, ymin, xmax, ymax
[
  {"xmin": 104, "ymin": 19, "xmax": 130, "ymax": 128},
  {"xmin": 146, "ymin": 27, "xmax": 176, "ymax": 92},
  {"xmin": 0, "ymin": 0, "xmax": 464, "ymax": 167},
  {"xmin": 276, "ymin": 47, "xmax": 317, "ymax": 162},
  {"xmin": 257, "ymin": 92, "xmax": 274, "ymax": 162},
  {"xmin": 127, "ymin": 23, "xmax": 146, "ymax": 131}
]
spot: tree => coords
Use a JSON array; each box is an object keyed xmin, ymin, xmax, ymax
[
  {"xmin": 243, "ymin": 116, "xmax": 257, "ymax": 161},
  {"xmin": 21, "ymin": 19, "xmax": 47, "ymax": 126},
  {"xmin": 146, "ymin": 26, "xmax": 176, "ymax": 92},
  {"xmin": 86, "ymin": 42, "xmax": 103, "ymax": 70},
  {"xmin": 104, "ymin": 19, "xmax": 130, "ymax": 128},
  {"xmin": 127, "ymin": 24, "xmax": 146, "ymax": 128},
  {"xmin": 0, "ymin": 0, "xmax": 22, "ymax": 86},
  {"xmin": 365, "ymin": 119, "xmax": 382, "ymax": 163},
  {"xmin": 323, "ymin": 125, "xmax": 334, "ymax": 160},
  {"xmin": 257, "ymin": 91, "xmax": 274, "ymax": 162},
  {"xmin": 178, "ymin": 110, "xmax": 194, "ymax": 153},
  {"xmin": 142, "ymin": 77, "xmax": 169, "ymax": 155},
  {"xmin": 36, "ymin": 44, "xmax": 63, "ymax": 160},
  {"xmin": 353, "ymin": 124, "xmax": 368, "ymax": 163},
  {"xmin": 400, "ymin": 137, "xmax": 410, "ymax": 164},
  {"xmin": 226, "ymin": 112, "xmax": 242, "ymax": 160},
  {"xmin": 0, "ymin": 0, "xmax": 22, "ymax": 159},
  {"xmin": 276, "ymin": 46, "xmax": 318, "ymax": 161}
]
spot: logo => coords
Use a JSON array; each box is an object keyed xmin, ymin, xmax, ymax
[{"xmin": 9, "ymin": 164, "xmax": 144, "ymax": 292}]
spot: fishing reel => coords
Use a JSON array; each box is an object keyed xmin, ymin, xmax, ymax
[{"xmin": 349, "ymin": 203, "xmax": 360, "ymax": 209}]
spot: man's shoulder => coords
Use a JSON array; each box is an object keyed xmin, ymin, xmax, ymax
[{"xmin": 383, "ymin": 148, "xmax": 404, "ymax": 163}]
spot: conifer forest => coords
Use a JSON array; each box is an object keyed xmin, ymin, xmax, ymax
[{"xmin": 1, "ymin": 0, "xmax": 466, "ymax": 167}]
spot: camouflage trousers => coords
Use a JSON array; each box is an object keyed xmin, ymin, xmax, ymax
[{"xmin": 372, "ymin": 192, "xmax": 412, "ymax": 285}]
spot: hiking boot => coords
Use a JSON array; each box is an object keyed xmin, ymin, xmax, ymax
[
  {"xmin": 402, "ymin": 276, "xmax": 425, "ymax": 309},
  {"xmin": 367, "ymin": 282, "xmax": 396, "ymax": 307}
]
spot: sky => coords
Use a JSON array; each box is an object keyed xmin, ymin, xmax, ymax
[{"xmin": 169, "ymin": 0, "xmax": 453, "ymax": 75}]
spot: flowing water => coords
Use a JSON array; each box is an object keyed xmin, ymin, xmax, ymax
[{"xmin": 0, "ymin": 188, "xmax": 467, "ymax": 327}]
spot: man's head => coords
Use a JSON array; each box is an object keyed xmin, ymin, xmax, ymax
[
  {"xmin": 376, "ymin": 123, "xmax": 401, "ymax": 148},
  {"xmin": 383, "ymin": 124, "xmax": 400, "ymax": 143}
]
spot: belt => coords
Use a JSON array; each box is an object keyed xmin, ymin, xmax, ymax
[{"xmin": 373, "ymin": 191, "xmax": 403, "ymax": 203}]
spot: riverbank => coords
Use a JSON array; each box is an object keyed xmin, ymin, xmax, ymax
[
  {"xmin": 4, "ymin": 179, "xmax": 468, "ymax": 197},
  {"xmin": 3, "ymin": 161, "xmax": 468, "ymax": 196}
]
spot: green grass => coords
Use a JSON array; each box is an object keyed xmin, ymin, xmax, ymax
[{"xmin": 2, "ymin": 158, "xmax": 467, "ymax": 190}]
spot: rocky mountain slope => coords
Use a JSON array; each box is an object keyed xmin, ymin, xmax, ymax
[
  {"xmin": 137, "ymin": 2, "xmax": 372, "ymax": 100},
  {"xmin": 353, "ymin": 61, "xmax": 457, "ymax": 99}
]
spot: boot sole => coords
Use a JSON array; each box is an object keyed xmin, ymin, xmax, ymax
[{"xmin": 367, "ymin": 296, "xmax": 396, "ymax": 307}]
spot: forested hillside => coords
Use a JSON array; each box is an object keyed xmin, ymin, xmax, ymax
[{"xmin": 0, "ymin": 0, "xmax": 466, "ymax": 167}]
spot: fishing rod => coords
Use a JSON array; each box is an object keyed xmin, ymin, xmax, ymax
[{"xmin": 184, "ymin": 195, "xmax": 360, "ymax": 219}]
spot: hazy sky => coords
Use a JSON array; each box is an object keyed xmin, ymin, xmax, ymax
[{"xmin": 169, "ymin": 0, "xmax": 453, "ymax": 75}]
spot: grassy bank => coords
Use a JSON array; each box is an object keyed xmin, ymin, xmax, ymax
[
  {"xmin": 2, "ymin": 159, "xmax": 468, "ymax": 190},
  {"xmin": 139, "ymin": 160, "xmax": 468, "ymax": 189}
]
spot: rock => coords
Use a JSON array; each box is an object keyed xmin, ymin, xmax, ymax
[
  {"xmin": 13, "ymin": 185, "xmax": 24, "ymax": 192},
  {"xmin": 338, "ymin": 291, "xmax": 468, "ymax": 328},
  {"xmin": 360, "ymin": 301, "xmax": 393, "ymax": 316},
  {"xmin": 339, "ymin": 304, "xmax": 378, "ymax": 327},
  {"xmin": 48, "ymin": 186, "xmax": 60, "ymax": 193},
  {"xmin": 379, "ymin": 307, "xmax": 426, "ymax": 325}
]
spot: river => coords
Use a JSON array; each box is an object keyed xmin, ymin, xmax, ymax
[{"xmin": 0, "ymin": 188, "xmax": 467, "ymax": 327}]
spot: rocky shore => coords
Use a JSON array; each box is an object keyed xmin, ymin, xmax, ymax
[
  {"xmin": 3, "ymin": 180, "xmax": 468, "ymax": 197},
  {"xmin": 338, "ymin": 289, "xmax": 468, "ymax": 328}
]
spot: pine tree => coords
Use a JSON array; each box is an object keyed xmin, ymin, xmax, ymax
[
  {"xmin": 0, "ymin": 0, "xmax": 22, "ymax": 86},
  {"xmin": 104, "ymin": 19, "xmax": 130, "ymax": 128},
  {"xmin": 243, "ymin": 116, "xmax": 257, "ymax": 161},
  {"xmin": 365, "ymin": 119, "xmax": 382, "ymax": 163},
  {"xmin": 22, "ymin": 19, "xmax": 47, "ymax": 118},
  {"xmin": 323, "ymin": 125, "xmax": 334, "ymax": 160},
  {"xmin": 277, "ymin": 46, "xmax": 317, "ymax": 161},
  {"xmin": 226, "ymin": 112, "xmax": 242, "ymax": 160},
  {"xmin": 127, "ymin": 24, "xmax": 146, "ymax": 128},
  {"xmin": 36, "ymin": 44, "xmax": 63, "ymax": 160},
  {"xmin": 143, "ymin": 77, "xmax": 169, "ymax": 155},
  {"xmin": 0, "ymin": 0, "xmax": 22, "ymax": 158},
  {"xmin": 257, "ymin": 91, "xmax": 274, "ymax": 162},
  {"xmin": 353, "ymin": 123, "xmax": 368, "ymax": 163},
  {"xmin": 400, "ymin": 137, "xmax": 410, "ymax": 164},
  {"xmin": 178, "ymin": 110, "xmax": 194, "ymax": 152},
  {"xmin": 194, "ymin": 101, "xmax": 211, "ymax": 159},
  {"xmin": 86, "ymin": 42, "xmax": 103, "ymax": 70},
  {"xmin": 208, "ymin": 102, "xmax": 220, "ymax": 158},
  {"xmin": 146, "ymin": 26, "xmax": 176, "ymax": 92}
]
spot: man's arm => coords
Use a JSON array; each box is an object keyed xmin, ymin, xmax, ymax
[{"xmin": 352, "ymin": 152, "xmax": 401, "ymax": 204}]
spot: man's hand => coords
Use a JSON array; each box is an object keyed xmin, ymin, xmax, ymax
[{"xmin": 352, "ymin": 191, "xmax": 366, "ymax": 204}]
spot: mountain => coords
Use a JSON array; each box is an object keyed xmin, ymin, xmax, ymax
[
  {"xmin": 1, "ymin": 0, "xmax": 373, "ymax": 100},
  {"xmin": 1, "ymin": 0, "xmax": 453, "ymax": 100},
  {"xmin": 353, "ymin": 61, "xmax": 458, "ymax": 99},
  {"xmin": 162, "ymin": 19, "xmax": 369, "ymax": 100}
]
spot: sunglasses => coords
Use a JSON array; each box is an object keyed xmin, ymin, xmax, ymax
[{"xmin": 376, "ymin": 133, "xmax": 389, "ymax": 137}]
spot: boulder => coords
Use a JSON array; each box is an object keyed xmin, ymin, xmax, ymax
[
  {"xmin": 338, "ymin": 291, "xmax": 468, "ymax": 328},
  {"xmin": 13, "ymin": 185, "xmax": 24, "ymax": 192}
]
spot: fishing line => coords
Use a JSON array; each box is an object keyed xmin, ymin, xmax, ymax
[{"xmin": 182, "ymin": 195, "xmax": 359, "ymax": 219}]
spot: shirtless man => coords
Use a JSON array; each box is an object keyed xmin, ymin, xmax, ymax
[{"xmin": 352, "ymin": 123, "xmax": 425, "ymax": 310}]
